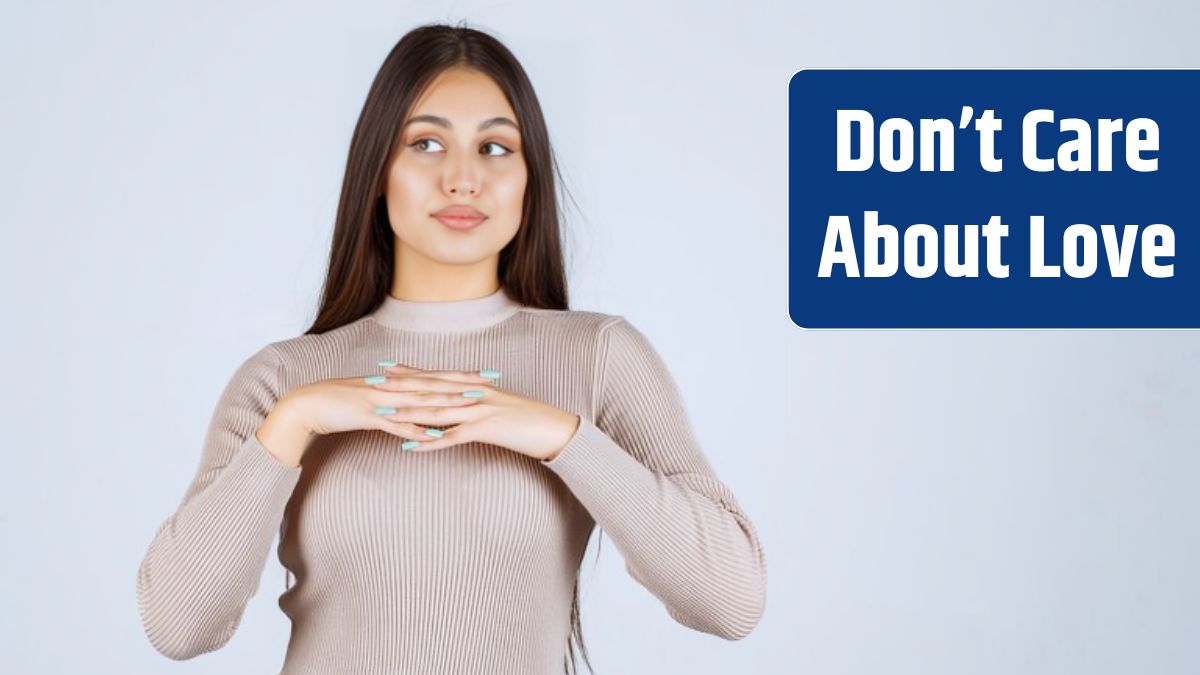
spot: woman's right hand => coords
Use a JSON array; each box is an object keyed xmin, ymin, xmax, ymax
[{"xmin": 257, "ymin": 366, "xmax": 497, "ymax": 467}]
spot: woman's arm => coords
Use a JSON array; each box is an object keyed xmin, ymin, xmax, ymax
[
  {"xmin": 136, "ymin": 344, "xmax": 303, "ymax": 660},
  {"xmin": 540, "ymin": 317, "xmax": 767, "ymax": 640}
]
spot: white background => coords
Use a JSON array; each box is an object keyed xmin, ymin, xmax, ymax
[{"xmin": 2, "ymin": 0, "xmax": 1198, "ymax": 673}]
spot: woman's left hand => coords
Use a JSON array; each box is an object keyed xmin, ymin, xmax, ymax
[{"xmin": 373, "ymin": 365, "xmax": 580, "ymax": 461}]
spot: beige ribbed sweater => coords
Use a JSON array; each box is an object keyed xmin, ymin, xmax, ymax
[{"xmin": 136, "ymin": 287, "xmax": 767, "ymax": 674}]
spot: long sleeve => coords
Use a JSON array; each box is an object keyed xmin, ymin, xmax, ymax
[
  {"xmin": 540, "ymin": 317, "xmax": 767, "ymax": 640},
  {"xmin": 136, "ymin": 344, "xmax": 303, "ymax": 660}
]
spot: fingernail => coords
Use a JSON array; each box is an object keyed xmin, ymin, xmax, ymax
[
  {"xmin": 378, "ymin": 359, "xmax": 398, "ymax": 367},
  {"xmin": 375, "ymin": 406, "xmax": 396, "ymax": 415},
  {"xmin": 423, "ymin": 428, "xmax": 444, "ymax": 438},
  {"xmin": 401, "ymin": 440, "xmax": 420, "ymax": 451},
  {"xmin": 479, "ymin": 368, "xmax": 501, "ymax": 380},
  {"xmin": 462, "ymin": 389, "xmax": 485, "ymax": 398},
  {"xmin": 364, "ymin": 375, "xmax": 387, "ymax": 384}
]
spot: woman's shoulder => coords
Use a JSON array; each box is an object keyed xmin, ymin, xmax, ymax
[
  {"xmin": 236, "ymin": 316, "xmax": 376, "ymax": 371},
  {"xmin": 275, "ymin": 316, "xmax": 374, "ymax": 347},
  {"xmin": 514, "ymin": 304, "xmax": 627, "ymax": 336}
]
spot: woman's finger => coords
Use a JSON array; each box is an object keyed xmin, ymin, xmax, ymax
[
  {"xmin": 401, "ymin": 424, "xmax": 474, "ymax": 453},
  {"xmin": 369, "ymin": 389, "xmax": 487, "ymax": 409},
  {"xmin": 375, "ymin": 403, "xmax": 486, "ymax": 427},
  {"xmin": 381, "ymin": 364, "xmax": 499, "ymax": 384},
  {"xmin": 367, "ymin": 375, "xmax": 495, "ymax": 396},
  {"xmin": 371, "ymin": 417, "xmax": 435, "ymax": 440}
]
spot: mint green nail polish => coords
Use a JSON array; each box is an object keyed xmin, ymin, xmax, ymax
[
  {"xmin": 378, "ymin": 359, "xmax": 398, "ymax": 367},
  {"xmin": 462, "ymin": 389, "xmax": 485, "ymax": 398},
  {"xmin": 423, "ymin": 428, "xmax": 444, "ymax": 438},
  {"xmin": 364, "ymin": 375, "xmax": 386, "ymax": 384},
  {"xmin": 401, "ymin": 440, "xmax": 420, "ymax": 451},
  {"xmin": 479, "ymin": 368, "xmax": 501, "ymax": 379},
  {"xmin": 375, "ymin": 406, "xmax": 396, "ymax": 415}
]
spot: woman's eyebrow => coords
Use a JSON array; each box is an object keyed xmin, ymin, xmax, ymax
[{"xmin": 403, "ymin": 114, "xmax": 518, "ymax": 131}]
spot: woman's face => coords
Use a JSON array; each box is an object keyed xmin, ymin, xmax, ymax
[{"xmin": 383, "ymin": 67, "xmax": 526, "ymax": 268}]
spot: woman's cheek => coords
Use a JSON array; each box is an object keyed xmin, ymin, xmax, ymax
[{"xmin": 494, "ymin": 168, "xmax": 526, "ymax": 202}]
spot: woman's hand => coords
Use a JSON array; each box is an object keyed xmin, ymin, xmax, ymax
[
  {"xmin": 262, "ymin": 363, "xmax": 498, "ymax": 466},
  {"xmin": 372, "ymin": 364, "xmax": 582, "ymax": 461}
]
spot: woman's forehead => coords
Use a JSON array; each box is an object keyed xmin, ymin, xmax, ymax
[{"xmin": 409, "ymin": 68, "xmax": 516, "ymax": 123}]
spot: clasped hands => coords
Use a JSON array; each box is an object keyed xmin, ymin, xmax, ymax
[{"xmin": 365, "ymin": 362, "xmax": 580, "ymax": 461}]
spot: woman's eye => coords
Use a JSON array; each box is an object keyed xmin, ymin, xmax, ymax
[
  {"xmin": 411, "ymin": 138, "xmax": 445, "ymax": 153},
  {"xmin": 482, "ymin": 142, "xmax": 513, "ymax": 157}
]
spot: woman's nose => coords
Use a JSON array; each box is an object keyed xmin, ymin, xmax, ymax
[{"xmin": 443, "ymin": 151, "xmax": 480, "ymax": 195}]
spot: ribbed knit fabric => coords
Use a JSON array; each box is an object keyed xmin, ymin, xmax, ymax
[{"xmin": 135, "ymin": 287, "xmax": 767, "ymax": 674}]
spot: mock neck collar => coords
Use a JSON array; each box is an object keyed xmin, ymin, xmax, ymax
[{"xmin": 367, "ymin": 286, "xmax": 523, "ymax": 333}]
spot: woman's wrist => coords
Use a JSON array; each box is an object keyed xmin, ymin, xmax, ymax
[
  {"xmin": 257, "ymin": 397, "xmax": 315, "ymax": 468},
  {"xmin": 543, "ymin": 411, "xmax": 581, "ymax": 461}
]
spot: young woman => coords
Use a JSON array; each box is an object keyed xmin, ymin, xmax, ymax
[{"xmin": 136, "ymin": 22, "xmax": 766, "ymax": 675}]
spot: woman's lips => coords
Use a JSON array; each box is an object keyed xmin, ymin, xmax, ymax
[
  {"xmin": 433, "ymin": 214, "xmax": 487, "ymax": 230},
  {"xmin": 432, "ymin": 205, "xmax": 487, "ymax": 231}
]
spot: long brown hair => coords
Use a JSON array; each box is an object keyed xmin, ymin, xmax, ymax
[{"xmin": 294, "ymin": 21, "xmax": 598, "ymax": 675}]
